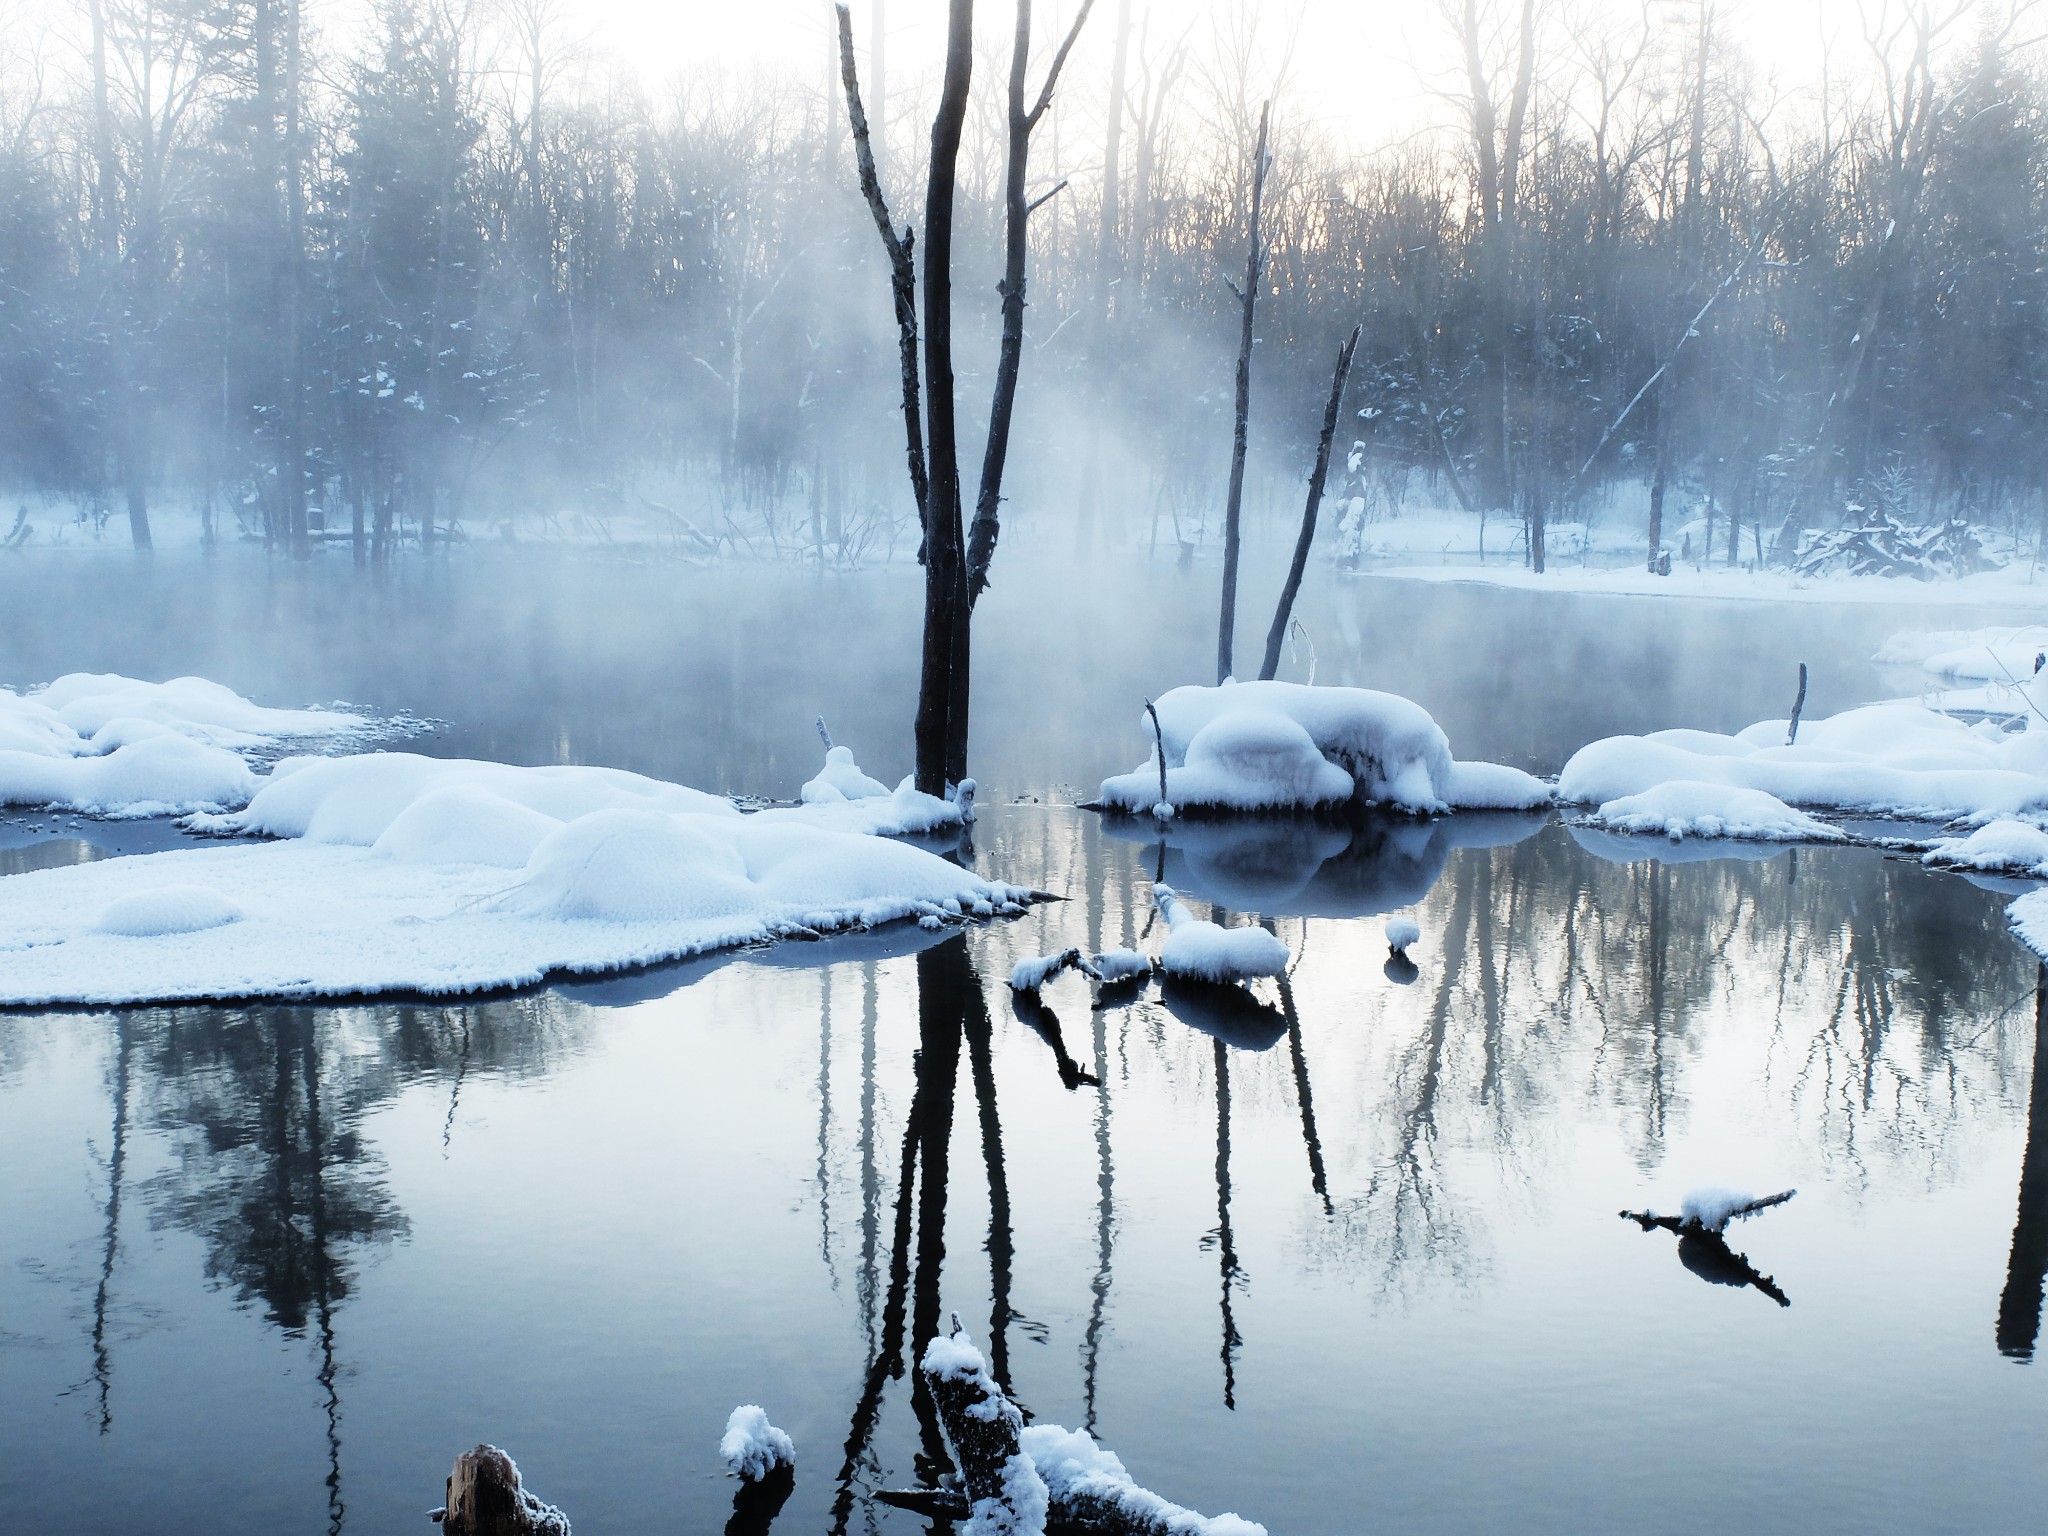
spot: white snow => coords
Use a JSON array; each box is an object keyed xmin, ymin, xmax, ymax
[
  {"xmin": 1875, "ymin": 625, "xmax": 2048, "ymax": 682},
  {"xmin": 920, "ymin": 1327, "xmax": 1260, "ymax": 1536},
  {"xmin": 1153, "ymin": 884, "xmax": 1291, "ymax": 983},
  {"xmin": 719, "ymin": 1405, "xmax": 795, "ymax": 1482},
  {"xmin": 1385, "ymin": 917, "xmax": 1420, "ymax": 953},
  {"xmin": 1584, "ymin": 781, "xmax": 1846, "ymax": 842},
  {"xmin": 1097, "ymin": 681, "xmax": 1549, "ymax": 815},
  {"xmin": 0, "ymin": 673, "xmax": 388, "ymax": 817},
  {"xmin": 1376, "ymin": 556, "xmax": 2048, "ymax": 607},
  {"xmin": 1090, "ymin": 947, "xmax": 1154, "ymax": 984},
  {"xmin": 1924, "ymin": 818, "xmax": 2048, "ymax": 877},
  {"xmin": 1010, "ymin": 948, "xmax": 1094, "ymax": 991},
  {"xmin": 0, "ymin": 750, "xmax": 1030, "ymax": 1006},
  {"xmin": 800, "ymin": 744, "xmax": 891, "ymax": 803},
  {"xmin": 1560, "ymin": 701, "xmax": 2048, "ymax": 824},
  {"xmin": 1679, "ymin": 1188, "xmax": 1794, "ymax": 1233},
  {"xmin": 1019, "ymin": 1424, "xmax": 1268, "ymax": 1536},
  {"xmin": 93, "ymin": 885, "xmax": 244, "ymax": 937}
]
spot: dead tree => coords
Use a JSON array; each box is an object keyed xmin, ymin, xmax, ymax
[
  {"xmin": 950, "ymin": 0, "xmax": 1094, "ymax": 787},
  {"xmin": 1258, "ymin": 325, "xmax": 1360, "ymax": 681},
  {"xmin": 839, "ymin": 0, "xmax": 1091, "ymax": 793},
  {"xmin": 1216, "ymin": 101, "xmax": 1270, "ymax": 685}
]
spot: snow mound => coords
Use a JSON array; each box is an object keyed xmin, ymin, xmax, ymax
[
  {"xmin": 0, "ymin": 752, "xmax": 1031, "ymax": 1006},
  {"xmin": 719, "ymin": 1405, "xmax": 794, "ymax": 1481},
  {"xmin": 1924, "ymin": 818, "xmax": 2048, "ymax": 877},
  {"xmin": 1385, "ymin": 917, "xmax": 1420, "ymax": 953},
  {"xmin": 0, "ymin": 673, "xmax": 390, "ymax": 817},
  {"xmin": 0, "ymin": 733, "xmax": 256, "ymax": 817},
  {"xmin": 507, "ymin": 811, "xmax": 760, "ymax": 923},
  {"xmin": 800, "ymin": 744, "xmax": 891, "ymax": 803},
  {"xmin": 1586, "ymin": 781, "xmax": 1846, "ymax": 842},
  {"xmin": 1098, "ymin": 682, "xmax": 1548, "ymax": 815},
  {"xmin": 372, "ymin": 787, "xmax": 563, "ymax": 867},
  {"xmin": 1560, "ymin": 700, "xmax": 2048, "ymax": 822},
  {"xmin": 1090, "ymin": 948, "xmax": 1153, "ymax": 984},
  {"xmin": 9, "ymin": 673, "xmax": 370, "ymax": 752},
  {"xmin": 93, "ymin": 885, "xmax": 244, "ymax": 937},
  {"xmin": 1019, "ymin": 1424, "xmax": 1268, "ymax": 1536},
  {"xmin": 762, "ymin": 777, "xmax": 962, "ymax": 837},
  {"xmin": 1154, "ymin": 884, "xmax": 1290, "ymax": 983}
]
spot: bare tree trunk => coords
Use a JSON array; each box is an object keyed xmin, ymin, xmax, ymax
[
  {"xmin": 913, "ymin": 0, "xmax": 974, "ymax": 796},
  {"xmin": 1259, "ymin": 326, "xmax": 1358, "ymax": 681},
  {"xmin": 1216, "ymin": 101, "xmax": 1269, "ymax": 685}
]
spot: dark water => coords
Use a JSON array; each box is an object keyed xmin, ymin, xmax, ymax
[{"xmin": 2, "ymin": 550, "xmax": 2044, "ymax": 1534}]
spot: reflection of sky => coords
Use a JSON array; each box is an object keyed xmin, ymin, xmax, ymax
[{"xmin": 3, "ymin": 806, "xmax": 2042, "ymax": 1534}]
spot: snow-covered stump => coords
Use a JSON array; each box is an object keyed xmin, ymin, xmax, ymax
[
  {"xmin": 720, "ymin": 1406, "xmax": 796, "ymax": 1536},
  {"xmin": 431, "ymin": 1445, "xmax": 570, "ymax": 1536},
  {"xmin": 920, "ymin": 1325, "xmax": 1048, "ymax": 1536}
]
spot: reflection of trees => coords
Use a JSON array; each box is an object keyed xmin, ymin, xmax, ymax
[
  {"xmin": 830, "ymin": 936, "xmax": 1016, "ymax": 1532},
  {"xmin": 1999, "ymin": 964, "xmax": 2048, "ymax": 1360},
  {"xmin": 1308, "ymin": 826, "xmax": 2032, "ymax": 1292},
  {"xmin": 72, "ymin": 991, "xmax": 595, "ymax": 1529}
]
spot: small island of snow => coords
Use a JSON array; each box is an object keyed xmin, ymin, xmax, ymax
[{"xmin": 1096, "ymin": 681, "xmax": 1550, "ymax": 817}]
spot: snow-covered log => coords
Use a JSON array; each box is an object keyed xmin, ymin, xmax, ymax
[
  {"xmin": 1010, "ymin": 947, "xmax": 1097, "ymax": 992},
  {"xmin": 911, "ymin": 1322, "xmax": 1266, "ymax": 1536},
  {"xmin": 431, "ymin": 1445, "xmax": 570, "ymax": 1536}
]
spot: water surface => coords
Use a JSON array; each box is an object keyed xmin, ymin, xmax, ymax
[{"xmin": 1, "ymin": 551, "xmax": 2041, "ymax": 1534}]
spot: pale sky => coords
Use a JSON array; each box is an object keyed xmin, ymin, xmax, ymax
[{"xmin": 569, "ymin": 0, "xmax": 1939, "ymax": 151}]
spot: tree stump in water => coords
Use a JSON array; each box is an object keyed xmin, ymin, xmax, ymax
[{"xmin": 433, "ymin": 1445, "xmax": 571, "ymax": 1536}]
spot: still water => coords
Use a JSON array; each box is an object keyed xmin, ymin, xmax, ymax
[{"xmin": 1, "ymin": 551, "xmax": 2043, "ymax": 1534}]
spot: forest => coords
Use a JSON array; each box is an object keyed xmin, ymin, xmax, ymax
[{"xmin": 0, "ymin": 0, "xmax": 2043, "ymax": 573}]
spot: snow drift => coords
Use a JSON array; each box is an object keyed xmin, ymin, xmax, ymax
[
  {"xmin": 1560, "ymin": 700, "xmax": 2048, "ymax": 828},
  {"xmin": 0, "ymin": 747, "xmax": 1025, "ymax": 1007},
  {"xmin": 1096, "ymin": 682, "xmax": 1549, "ymax": 816},
  {"xmin": 0, "ymin": 672, "xmax": 382, "ymax": 817}
]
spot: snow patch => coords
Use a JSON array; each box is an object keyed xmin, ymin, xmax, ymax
[{"xmin": 1385, "ymin": 917, "xmax": 1420, "ymax": 953}]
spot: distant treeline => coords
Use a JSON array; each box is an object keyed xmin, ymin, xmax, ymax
[{"xmin": 0, "ymin": 0, "xmax": 2044, "ymax": 563}]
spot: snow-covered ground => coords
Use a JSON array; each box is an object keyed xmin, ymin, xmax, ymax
[
  {"xmin": 1096, "ymin": 681, "xmax": 1550, "ymax": 816},
  {"xmin": 1375, "ymin": 558, "xmax": 2048, "ymax": 607},
  {"xmin": 0, "ymin": 680, "xmax": 1023, "ymax": 1006}
]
